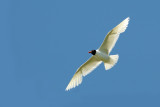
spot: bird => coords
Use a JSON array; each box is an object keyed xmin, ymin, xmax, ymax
[{"xmin": 65, "ymin": 17, "xmax": 130, "ymax": 91}]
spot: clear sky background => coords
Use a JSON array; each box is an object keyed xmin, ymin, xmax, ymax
[{"xmin": 0, "ymin": 0, "xmax": 160, "ymax": 107}]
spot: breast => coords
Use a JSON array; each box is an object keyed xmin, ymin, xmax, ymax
[{"xmin": 95, "ymin": 50, "xmax": 109, "ymax": 62}]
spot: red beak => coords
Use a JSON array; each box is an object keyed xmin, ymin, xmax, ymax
[{"xmin": 88, "ymin": 51, "xmax": 92, "ymax": 53}]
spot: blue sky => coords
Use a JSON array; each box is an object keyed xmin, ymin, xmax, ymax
[{"xmin": 0, "ymin": 0, "xmax": 160, "ymax": 107}]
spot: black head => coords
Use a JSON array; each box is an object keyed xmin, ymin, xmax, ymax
[{"xmin": 88, "ymin": 50, "xmax": 96, "ymax": 55}]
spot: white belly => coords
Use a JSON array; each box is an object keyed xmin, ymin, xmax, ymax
[{"xmin": 95, "ymin": 50, "xmax": 109, "ymax": 62}]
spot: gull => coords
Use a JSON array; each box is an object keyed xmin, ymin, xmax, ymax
[{"xmin": 66, "ymin": 17, "xmax": 130, "ymax": 91}]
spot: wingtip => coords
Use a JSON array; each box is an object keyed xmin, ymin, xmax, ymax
[
  {"xmin": 65, "ymin": 85, "xmax": 72, "ymax": 91},
  {"xmin": 126, "ymin": 17, "xmax": 130, "ymax": 22},
  {"xmin": 65, "ymin": 88, "xmax": 69, "ymax": 91},
  {"xmin": 65, "ymin": 85, "xmax": 70, "ymax": 91}
]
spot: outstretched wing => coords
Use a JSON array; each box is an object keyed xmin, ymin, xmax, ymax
[
  {"xmin": 99, "ymin": 17, "xmax": 130, "ymax": 54},
  {"xmin": 65, "ymin": 56, "xmax": 102, "ymax": 91}
]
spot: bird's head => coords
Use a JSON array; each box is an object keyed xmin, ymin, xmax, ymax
[{"xmin": 88, "ymin": 50, "xmax": 96, "ymax": 55}]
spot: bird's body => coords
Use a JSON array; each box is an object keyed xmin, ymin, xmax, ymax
[
  {"xmin": 95, "ymin": 50, "xmax": 109, "ymax": 62},
  {"xmin": 66, "ymin": 17, "xmax": 130, "ymax": 91}
]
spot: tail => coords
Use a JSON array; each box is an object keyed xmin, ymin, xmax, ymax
[{"xmin": 104, "ymin": 54, "xmax": 119, "ymax": 70}]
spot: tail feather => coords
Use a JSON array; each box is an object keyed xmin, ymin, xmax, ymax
[{"xmin": 104, "ymin": 54, "xmax": 119, "ymax": 70}]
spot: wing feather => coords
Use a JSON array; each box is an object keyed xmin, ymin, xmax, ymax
[
  {"xmin": 99, "ymin": 17, "xmax": 130, "ymax": 54},
  {"xmin": 65, "ymin": 56, "xmax": 102, "ymax": 91}
]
